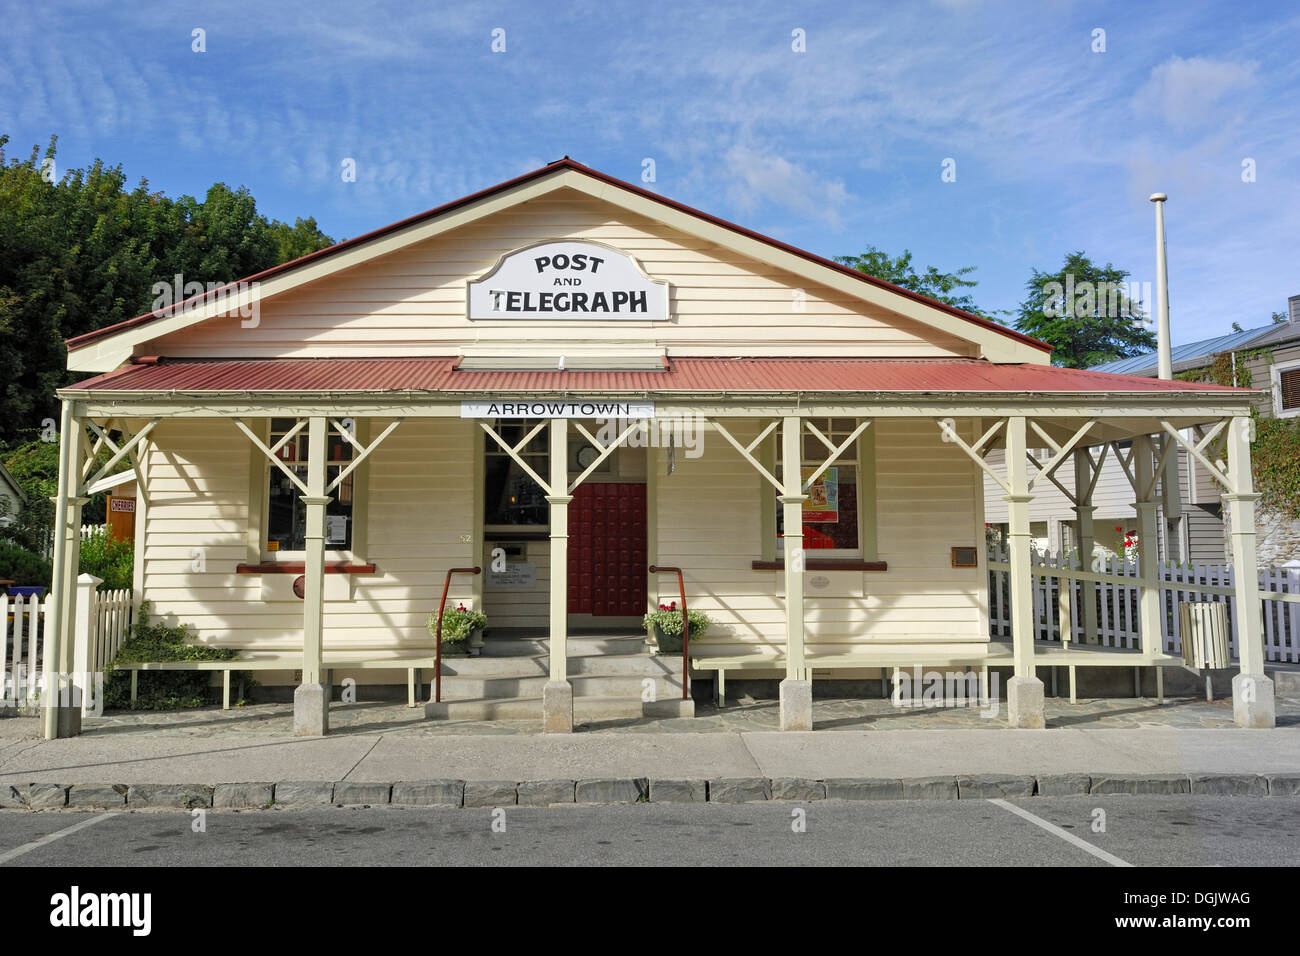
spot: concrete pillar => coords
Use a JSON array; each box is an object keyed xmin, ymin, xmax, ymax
[
  {"xmin": 543, "ymin": 417, "xmax": 574, "ymax": 733},
  {"xmin": 1073, "ymin": 450, "xmax": 1100, "ymax": 645},
  {"xmin": 1225, "ymin": 416, "xmax": 1274, "ymax": 727},
  {"xmin": 294, "ymin": 415, "xmax": 330, "ymax": 737},
  {"xmin": 779, "ymin": 415, "xmax": 812, "ymax": 731},
  {"xmin": 1132, "ymin": 436, "xmax": 1164, "ymax": 661},
  {"xmin": 1004, "ymin": 416, "xmax": 1044, "ymax": 728},
  {"xmin": 43, "ymin": 401, "xmax": 86, "ymax": 739}
]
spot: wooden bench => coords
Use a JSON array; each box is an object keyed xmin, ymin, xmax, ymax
[
  {"xmin": 694, "ymin": 642, "xmax": 1191, "ymax": 706},
  {"xmin": 692, "ymin": 647, "xmax": 995, "ymax": 707},
  {"xmin": 116, "ymin": 653, "xmax": 441, "ymax": 710}
]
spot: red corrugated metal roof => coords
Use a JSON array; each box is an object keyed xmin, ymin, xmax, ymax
[
  {"xmin": 64, "ymin": 158, "xmax": 1050, "ymax": 356},
  {"xmin": 64, "ymin": 357, "xmax": 1251, "ymax": 395}
]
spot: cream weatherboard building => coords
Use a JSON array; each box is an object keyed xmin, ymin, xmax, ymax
[{"xmin": 43, "ymin": 159, "xmax": 1275, "ymax": 739}]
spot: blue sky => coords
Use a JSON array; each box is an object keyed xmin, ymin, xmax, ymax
[{"xmin": 2, "ymin": 0, "xmax": 1297, "ymax": 341}]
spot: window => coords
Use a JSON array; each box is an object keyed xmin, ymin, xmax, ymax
[
  {"xmin": 1275, "ymin": 362, "xmax": 1300, "ymax": 418},
  {"xmin": 266, "ymin": 418, "xmax": 355, "ymax": 552},
  {"xmin": 484, "ymin": 419, "xmax": 549, "ymax": 528},
  {"xmin": 775, "ymin": 418, "xmax": 863, "ymax": 554}
]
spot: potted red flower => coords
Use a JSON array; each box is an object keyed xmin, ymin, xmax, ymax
[{"xmin": 643, "ymin": 601, "xmax": 711, "ymax": 654}]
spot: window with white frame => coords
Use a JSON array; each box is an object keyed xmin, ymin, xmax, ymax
[
  {"xmin": 774, "ymin": 417, "xmax": 864, "ymax": 555},
  {"xmin": 1273, "ymin": 360, "xmax": 1300, "ymax": 418},
  {"xmin": 484, "ymin": 418, "xmax": 549, "ymax": 529},
  {"xmin": 265, "ymin": 418, "xmax": 355, "ymax": 552}
]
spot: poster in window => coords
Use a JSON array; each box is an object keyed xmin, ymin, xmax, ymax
[
  {"xmin": 325, "ymin": 515, "xmax": 348, "ymax": 545},
  {"xmin": 801, "ymin": 466, "xmax": 838, "ymax": 523}
]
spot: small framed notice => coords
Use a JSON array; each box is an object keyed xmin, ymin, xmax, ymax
[
  {"xmin": 951, "ymin": 546, "xmax": 978, "ymax": 568},
  {"xmin": 487, "ymin": 562, "xmax": 538, "ymax": 589},
  {"xmin": 326, "ymin": 515, "xmax": 348, "ymax": 545}
]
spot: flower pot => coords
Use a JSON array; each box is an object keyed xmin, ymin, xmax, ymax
[
  {"xmin": 654, "ymin": 624, "xmax": 684, "ymax": 655},
  {"xmin": 469, "ymin": 625, "xmax": 486, "ymax": 656},
  {"xmin": 441, "ymin": 638, "xmax": 471, "ymax": 658}
]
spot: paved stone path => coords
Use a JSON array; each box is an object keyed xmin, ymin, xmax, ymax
[{"xmin": 3, "ymin": 691, "xmax": 1298, "ymax": 740}]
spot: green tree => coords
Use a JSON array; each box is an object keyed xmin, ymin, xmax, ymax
[
  {"xmin": 0, "ymin": 134, "xmax": 336, "ymax": 446},
  {"xmin": 836, "ymin": 245, "xmax": 985, "ymax": 315},
  {"xmin": 1015, "ymin": 252, "xmax": 1156, "ymax": 368},
  {"xmin": 268, "ymin": 216, "xmax": 334, "ymax": 263},
  {"xmin": 0, "ymin": 137, "xmax": 161, "ymax": 436}
]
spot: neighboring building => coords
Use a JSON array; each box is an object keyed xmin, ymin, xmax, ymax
[
  {"xmin": 984, "ymin": 298, "xmax": 1300, "ymax": 565},
  {"xmin": 0, "ymin": 461, "xmax": 29, "ymax": 529},
  {"xmin": 40, "ymin": 158, "xmax": 1267, "ymax": 739}
]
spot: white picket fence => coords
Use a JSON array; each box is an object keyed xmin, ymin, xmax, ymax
[
  {"xmin": 2, "ymin": 592, "xmax": 47, "ymax": 710},
  {"xmin": 2, "ymin": 578, "xmax": 133, "ymax": 713},
  {"xmin": 988, "ymin": 550, "xmax": 1300, "ymax": 663}
]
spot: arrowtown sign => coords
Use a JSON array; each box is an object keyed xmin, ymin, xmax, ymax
[{"xmin": 468, "ymin": 240, "xmax": 669, "ymax": 320}]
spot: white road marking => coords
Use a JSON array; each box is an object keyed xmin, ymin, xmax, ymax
[
  {"xmin": 0, "ymin": 812, "xmax": 116, "ymax": 865},
  {"xmin": 989, "ymin": 798, "xmax": 1132, "ymax": 867}
]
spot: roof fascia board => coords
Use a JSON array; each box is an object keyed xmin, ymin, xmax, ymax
[
  {"xmin": 72, "ymin": 165, "xmax": 1047, "ymax": 371},
  {"xmin": 573, "ymin": 175, "xmax": 1045, "ymax": 364},
  {"xmin": 62, "ymin": 389, "xmax": 1255, "ymax": 422},
  {"xmin": 67, "ymin": 173, "xmax": 575, "ymax": 372}
]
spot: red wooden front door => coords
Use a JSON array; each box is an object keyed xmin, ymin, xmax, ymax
[{"xmin": 568, "ymin": 483, "xmax": 647, "ymax": 616}]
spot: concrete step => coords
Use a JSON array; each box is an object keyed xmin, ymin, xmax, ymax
[
  {"xmin": 438, "ymin": 673, "xmax": 685, "ymax": 701},
  {"xmin": 441, "ymin": 654, "xmax": 680, "ymax": 679},
  {"xmin": 479, "ymin": 633, "xmax": 649, "ymax": 657},
  {"xmin": 424, "ymin": 695, "xmax": 695, "ymax": 721}
]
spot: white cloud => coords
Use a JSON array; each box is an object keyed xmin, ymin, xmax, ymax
[
  {"xmin": 722, "ymin": 144, "xmax": 851, "ymax": 230},
  {"xmin": 1133, "ymin": 55, "xmax": 1258, "ymax": 132}
]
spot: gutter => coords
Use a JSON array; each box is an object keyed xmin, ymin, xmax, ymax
[{"xmin": 56, "ymin": 386, "xmax": 1265, "ymax": 404}]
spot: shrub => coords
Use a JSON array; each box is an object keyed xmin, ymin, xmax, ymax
[
  {"xmin": 78, "ymin": 526, "xmax": 133, "ymax": 591},
  {"xmin": 427, "ymin": 604, "xmax": 487, "ymax": 642},
  {"xmin": 103, "ymin": 602, "xmax": 243, "ymax": 710},
  {"xmin": 0, "ymin": 543, "xmax": 52, "ymax": 588}
]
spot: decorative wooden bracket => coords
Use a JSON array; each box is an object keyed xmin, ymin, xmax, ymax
[
  {"xmin": 327, "ymin": 418, "xmax": 402, "ymax": 494},
  {"xmin": 1109, "ymin": 440, "xmax": 1137, "ymax": 493},
  {"xmin": 936, "ymin": 417, "xmax": 1011, "ymax": 495},
  {"xmin": 708, "ymin": 418, "xmax": 783, "ymax": 493},
  {"xmin": 1079, "ymin": 444, "xmax": 1109, "ymax": 505},
  {"xmin": 480, "ymin": 419, "xmax": 554, "ymax": 495},
  {"xmin": 1140, "ymin": 433, "xmax": 1177, "ymax": 502},
  {"xmin": 802, "ymin": 420, "xmax": 871, "ymax": 491},
  {"xmin": 569, "ymin": 419, "xmax": 648, "ymax": 493},
  {"xmin": 1026, "ymin": 419, "xmax": 1096, "ymax": 493},
  {"xmin": 1159, "ymin": 418, "xmax": 1234, "ymax": 494},
  {"xmin": 235, "ymin": 418, "xmax": 309, "ymax": 495},
  {"xmin": 710, "ymin": 418, "xmax": 873, "ymax": 497},
  {"xmin": 79, "ymin": 419, "xmax": 159, "ymax": 497}
]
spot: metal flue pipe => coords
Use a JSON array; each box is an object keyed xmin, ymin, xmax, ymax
[{"xmin": 1150, "ymin": 192, "xmax": 1172, "ymax": 380}]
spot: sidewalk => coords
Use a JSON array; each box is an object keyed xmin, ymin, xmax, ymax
[
  {"xmin": 3, "ymin": 725, "xmax": 1300, "ymax": 784},
  {"xmin": 1, "ymin": 696, "xmax": 1299, "ymax": 806}
]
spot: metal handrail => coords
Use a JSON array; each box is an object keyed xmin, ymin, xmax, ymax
[
  {"xmin": 648, "ymin": 565, "xmax": 689, "ymax": 700},
  {"xmin": 435, "ymin": 566, "xmax": 482, "ymax": 703}
]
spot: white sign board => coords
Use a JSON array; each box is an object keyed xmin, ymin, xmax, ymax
[
  {"xmin": 325, "ymin": 515, "xmax": 348, "ymax": 545},
  {"xmin": 468, "ymin": 240, "xmax": 669, "ymax": 321},
  {"xmin": 461, "ymin": 400, "xmax": 654, "ymax": 419},
  {"xmin": 487, "ymin": 562, "xmax": 538, "ymax": 589}
]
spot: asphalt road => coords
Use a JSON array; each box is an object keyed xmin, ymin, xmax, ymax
[{"xmin": 2, "ymin": 796, "xmax": 1298, "ymax": 867}]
